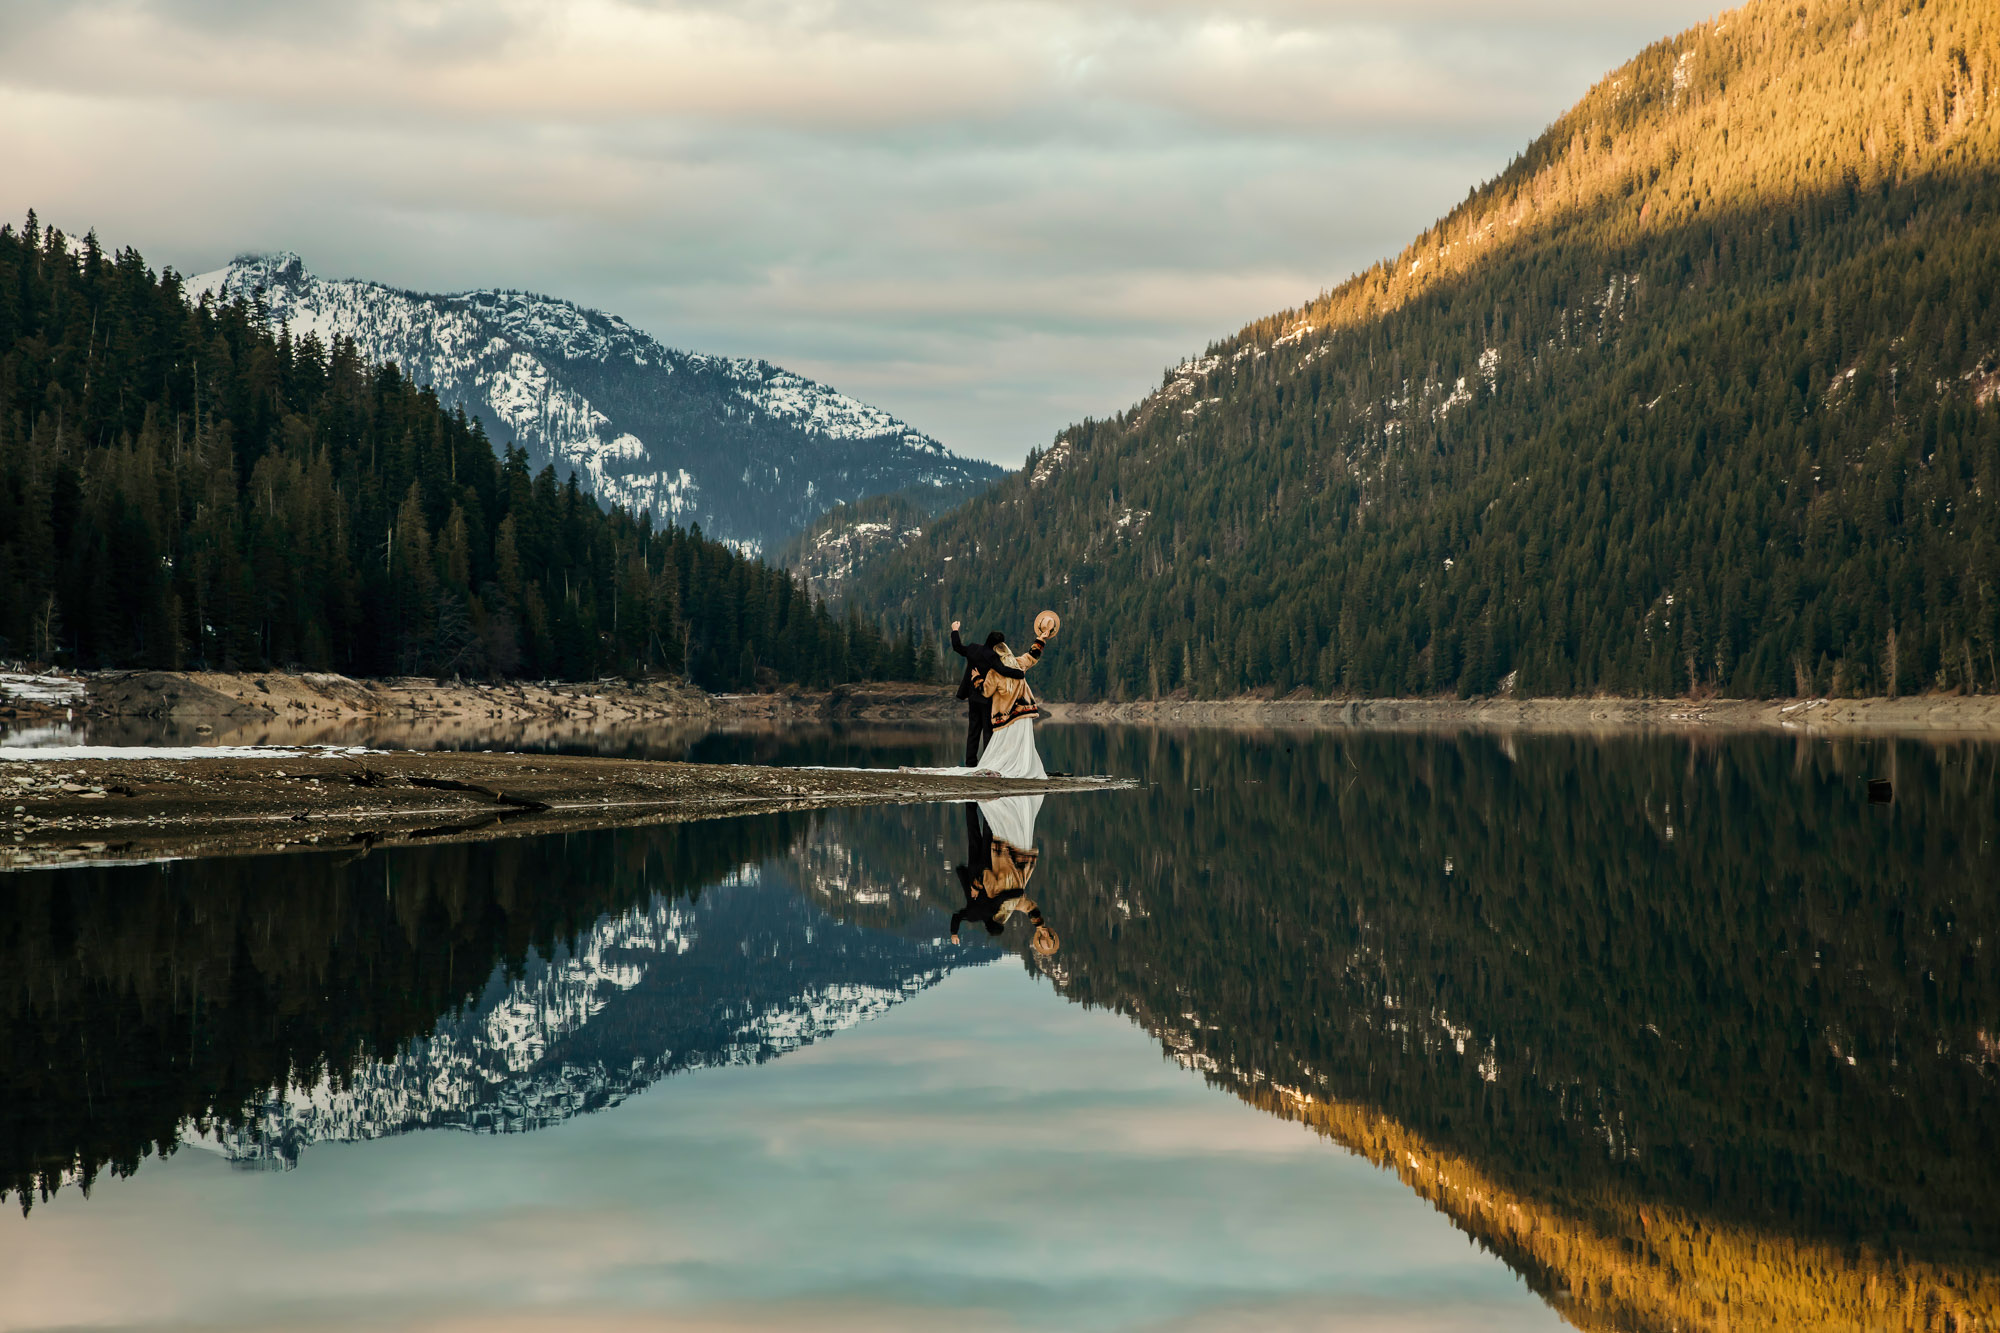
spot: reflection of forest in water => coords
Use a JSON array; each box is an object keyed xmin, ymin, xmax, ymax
[
  {"xmin": 4, "ymin": 728, "xmax": 1997, "ymax": 1330},
  {"xmin": 834, "ymin": 730, "xmax": 2000, "ymax": 1331},
  {"xmin": 0, "ymin": 810, "xmax": 987, "ymax": 1207}
]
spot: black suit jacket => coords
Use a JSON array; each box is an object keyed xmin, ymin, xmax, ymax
[{"xmin": 951, "ymin": 629, "xmax": 1024, "ymax": 701}]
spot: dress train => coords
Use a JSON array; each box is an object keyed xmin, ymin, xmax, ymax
[{"xmin": 977, "ymin": 717, "xmax": 1046, "ymax": 780}]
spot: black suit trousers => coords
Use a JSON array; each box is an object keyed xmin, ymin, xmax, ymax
[{"xmin": 964, "ymin": 702, "xmax": 993, "ymax": 767}]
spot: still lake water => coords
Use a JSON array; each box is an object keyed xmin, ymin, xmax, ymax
[{"xmin": 3, "ymin": 726, "xmax": 1997, "ymax": 1331}]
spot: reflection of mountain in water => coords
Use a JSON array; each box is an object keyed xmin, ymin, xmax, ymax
[
  {"xmin": 1, "ymin": 812, "xmax": 980, "ymax": 1209},
  {"xmin": 14, "ymin": 729, "xmax": 1999, "ymax": 1330},
  {"xmin": 829, "ymin": 733, "xmax": 2000, "ymax": 1332},
  {"xmin": 192, "ymin": 864, "xmax": 970, "ymax": 1168}
]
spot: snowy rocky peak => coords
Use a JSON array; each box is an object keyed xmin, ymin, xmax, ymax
[
  {"xmin": 708, "ymin": 361, "xmax": 949, "ymax": 455},
  {"xmin": 455, "ymin": 288, "xmax": 660, "ymax": 367},
  {"xmin": 184, "ymin": 253, "xmax": 999, "ymax": 553},
  {"xmin": 459, "ymin": 285, "xmax": 950, "ymax": 453},
  {"xmin": 223, "ymin": 250, "xmax": 308, "ymax": 289}
]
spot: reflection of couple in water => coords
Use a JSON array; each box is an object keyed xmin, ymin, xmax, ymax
[
  {"xmin": 950, "ymin": 611, "xmax": 1059, "ymax": 777},
  {"xmin": 950, "ymin": 800, "xmax": 1059, "ymax": 957},
  {"xmin": 945, "ymin": 611, "xmax": 1063, "ymax": 957}
]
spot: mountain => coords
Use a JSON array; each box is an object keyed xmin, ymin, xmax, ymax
[
  {"xmin": 185, "ymin": 255, "xmax": 1000, "ymax": 554},
  {"xmin": 0, "ymin": 220, "xmax": 931, "ymax": 683},
  {"xmin": 847, "ymin": 0, "xmax": 2000, "ymax": 702}
]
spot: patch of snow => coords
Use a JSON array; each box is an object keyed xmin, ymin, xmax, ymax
[
  {"xmin": 0, "ymin": 744, "xmax": 380, "ymax": 760},
  {"xmin": 1670, "ymin": 50, "xmax": 1696, "ymax": 104},
  {"xmin": 1477, "ymin": 347, "xmax": 1502, "ymax": 390},
  {"xmin": 1435, "ymin": 377, "xmax": 1473, "ymax": 421},
  {"xmin": 0, "ymin": 672, "xmax": 86, "ymax": 705},
  {"xmin": 1031, "ymin": 440, "xmax": 1073, "ymax": 487}
]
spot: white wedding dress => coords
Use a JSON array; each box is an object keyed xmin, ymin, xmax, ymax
[{"xmin": 978, "ymin": 716, "xmax": 1046, "ymax": 780}]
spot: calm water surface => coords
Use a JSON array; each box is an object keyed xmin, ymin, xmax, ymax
[{"xmin": 3, "ymin": 727, "xmax": 1997, "ymax": 1332}]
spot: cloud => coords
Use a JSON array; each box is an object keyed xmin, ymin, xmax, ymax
[{"xmin": 0, "ymin": 0, "xmax": 1719, "ymax": 464}]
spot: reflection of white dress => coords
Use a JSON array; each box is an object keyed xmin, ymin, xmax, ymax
[
  {"xmin": 978, "ymin": 716, "xmax": 1046, "ymax": 780},
  {"xmin": 978, "ymin": 794, "xmax": 1043, "ymax": 850}
]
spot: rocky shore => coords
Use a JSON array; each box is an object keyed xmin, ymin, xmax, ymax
[
  {"xmin": 1042, "ymin": 693, "xmax": 2000, "ymax": 734},
  {"xmin": 1, "ymin": 669, "xmax": 960, "ymax": 749},
  {"xmin": 0, "ymin": 749, "xmax": 1125, "ymax": 872},
  {"xmin": 6, "ymin": 667, "xmax": 2000, "ymax": 745}
]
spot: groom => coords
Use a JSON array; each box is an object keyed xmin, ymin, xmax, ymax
[{"xmin": 949, "ymin": 619, "xmax": 1025, "ymax": 765}]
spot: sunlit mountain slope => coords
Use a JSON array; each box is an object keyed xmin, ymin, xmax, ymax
[{"xmin": 852, "ymin": 0, "xmax": 2000, "ymax": 701}]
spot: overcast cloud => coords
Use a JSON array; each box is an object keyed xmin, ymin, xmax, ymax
[{"xmin": 2, "ymin": 0, "xmax": 1716, "ymax": 464}]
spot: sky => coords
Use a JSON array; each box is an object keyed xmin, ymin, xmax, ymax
[{"xmin": 0, "ymin": 0, "xmax": 1719, "ymax": 466}]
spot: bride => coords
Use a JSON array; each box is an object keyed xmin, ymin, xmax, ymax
[{"xmin": 977, "ymin": 617, "xmax": 1055, "ymax": 779}]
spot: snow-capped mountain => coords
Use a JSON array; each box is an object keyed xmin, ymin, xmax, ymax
[
  {"xmin": 188, "ymin": 861, "xmax": 984, "ymax": 1168},
  {"xmin": 184, "ymin": 254, "xmax": 1000, "ymax": 553}
]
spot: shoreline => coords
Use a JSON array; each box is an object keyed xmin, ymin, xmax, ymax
[
  {"xmin": 2, "ymin": 670, "xmax": 962, "ymax": 749},
  {"xmin": 8, "ymin": 668, "xmax": 2000, "ymax": 742},
  {"xmin": 0, "ymin": 749, "xmax": 1126, "ymax": 872},
  {"xmin": 1040, "ymin": 693, "xmax": 2000, "ymax": 735}
]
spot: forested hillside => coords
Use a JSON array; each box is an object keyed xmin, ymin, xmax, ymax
[
  {"xmin": 0, "ymin": 219, "xmax": 922, "ymax": 686},
  {"xmin": 851, "ymin": 0, "xmax": 2000, "ymax": 701}
]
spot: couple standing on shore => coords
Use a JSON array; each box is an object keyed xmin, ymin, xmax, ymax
[{"xmin": 950, "ymin": 613, "xmax": 1058, "ymax": 779}]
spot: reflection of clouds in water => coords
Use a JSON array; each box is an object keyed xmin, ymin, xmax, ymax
[
  {"xmin": 745, "ymin": 1097, "xmax": 1330, "ymax": 1159},
  {"xmin": 0, "ymin": 966, "xmax": 1559, "ymax": 1332}
]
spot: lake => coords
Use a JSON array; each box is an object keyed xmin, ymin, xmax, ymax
[{"xmin": 3, "ymin": 725, "xmax": 1996, "ymax": 1331}]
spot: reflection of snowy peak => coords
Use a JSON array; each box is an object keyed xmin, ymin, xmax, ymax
[
  {"xmin": 183, "ymin": 254, "xmax": 999, "ymax": 553},
  {"xmin": 190, "ymin": 867, "xmax": 972, "ymax": 1168},
  {"xmin": 794, "ymin": 830, "xmax": 932, "ymax": 912}
]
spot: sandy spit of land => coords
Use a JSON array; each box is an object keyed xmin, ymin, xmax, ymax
[
  {"xmin": 1041, "ymin": 693, "xmax": 2000, "ymax": 735},
  {"xmin": 0, "ymin": 750, "xmax": 1125, "ymax": 872}
]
